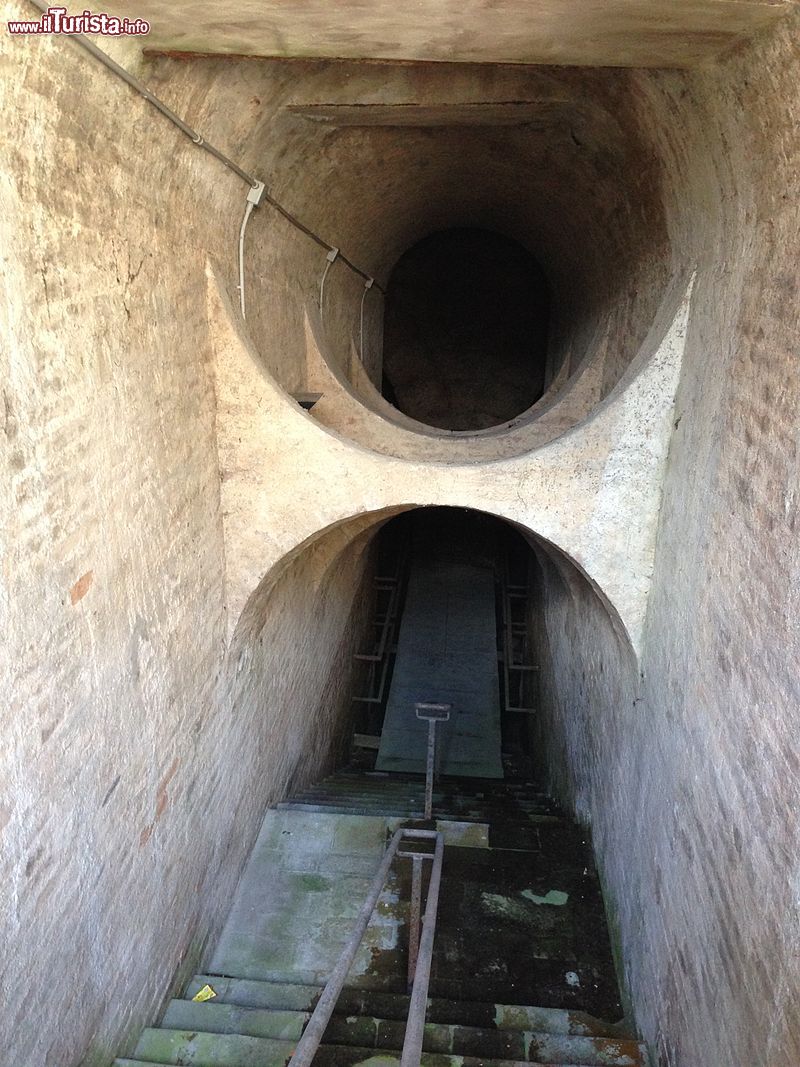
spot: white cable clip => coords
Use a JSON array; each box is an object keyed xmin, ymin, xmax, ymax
[
  {"xmin": 247, "ymin": 180, "xmax": 266, "ymax": 207},
  {"xmin": 364, "ymin": 277, "xmax": 374, "ymax": 290},
  {"xmin": 319, "ymin": 248, "xmax": 340, "ymax": 312},
  {"xmin": 238, "ymin": 180, "xmax": 267, "ymax": 319}
]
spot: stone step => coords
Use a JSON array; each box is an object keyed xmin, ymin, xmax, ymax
[
  {"xmin": 489, "ymin": 825, "xmax": 563, "ymax": 850},
  {"xmin": 287, "ymin": 797, "xmax": 554, "ymax": 819},
  {"xmin": 309, "ymin": 775, "xmax": 550, "ymax": 795},
  {"xmin": 164, "ymin": 1000, "xmax": 304, "ymax": 1040},
  {"xmin": 131, "ymin": 1027, "xmax": 643, "ymax": 1067},
  {"xmin": 297, "ymin": 788, "xmax": 556, "ymax": 813},
  {"xmin": 163, "ymin": 999, "xmax": 644, "ymax": 1064},
  {"xmin": 276, "ymin": 801, "xmax": 423, "ymax": 818},
  {"xmin": 130, "ymin": 1029, "xmax": 295, "ymax": 1066},
  {"xmin": 330, "ymin": 776, "xmax": 548, "ymax": 792},
  {"xmin": 325, "ymin": 775, "xmax": 553, "ymax": 801},
  {"xmin": 117, "ymin": 1058, "xmax": 627, "ymax": 1067},
  {"xmin": 186, "ymin": 976, "xmax": 627, "ymax": 1038},
  {"xmin": 114, "ymin": 768, "xmax": 624, "ymax": 1066},
  {"xmin": 119, "ymin": 1055, "xmax": 615, "ymax": 1067},
  {"xmin": 321, "ymin": 772, "xmax": 549, "ymax": 790},
  {"xmin": 334, "ymin": 769, "xmax": 546, "ymax": 786},
  {"xmin": 264, "ymin": 803, "xmax": 578, "ymax": 852},
  {"xmin": 292, "ymin": 790, "xmax": 428, "ymax": 804},
  {"xmin": 297, "ymin": 784, "xmax": 550, "ymax": 800},
  {"xmin": 312, "ymin": 1049, "xmax": 621, "ymax": 1067},
  {"xmin": 277, "ymin": 800, "xmax": 563, "ymax": 824}
]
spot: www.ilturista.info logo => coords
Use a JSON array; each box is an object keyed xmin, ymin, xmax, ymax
[{"xmin": 7, "ymin": 6, "xmax": 150, "ymax": 35}]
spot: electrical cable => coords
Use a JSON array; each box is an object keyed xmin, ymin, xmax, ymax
[
  {"xmin": 318, "ymin": 248, "xmax": 339, "ymax": 314},
  {"xmin": 359, "ymin": 278, "xmax": 375, "ymax": 363},
  {"xmin": 26, "ymin": 0, "xmax": 385, "ymax": 294},
  {"xmin": 238, "ymin": 199, "xmax": 255, "ymax": 318},
  {"xmin": 27, "ymin": 0, "xmax": 258, "ymax": 188}
]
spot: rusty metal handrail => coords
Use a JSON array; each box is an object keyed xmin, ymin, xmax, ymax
[
  {"xmin": 287, "ymin": 826, "xmax": 444, "ymax": 1067},
  {"xmin": 415, "ymin": 703, "xmax": 451, "ymax": 820},
  {"xmin": 400, "ymin": 830, "xmax": 444, "ymax": 1067}
]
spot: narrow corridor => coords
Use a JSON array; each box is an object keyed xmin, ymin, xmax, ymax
[{"xmin": 116, "ymin": 513, "xmax": 640, "ymax": 1067}]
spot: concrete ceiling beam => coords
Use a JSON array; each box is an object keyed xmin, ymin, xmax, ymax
[
  {"xmin": 209, "ymin": 262, "xmax": 694, "ymax": 659},
  {"xmin": 119, "ymin": 0, "xmax": 795, "ymax": 68}
]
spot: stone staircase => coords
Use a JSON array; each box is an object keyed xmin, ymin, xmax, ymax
[{"xmin": 114, "ymin": 767, "xmax": 647, "ymax": 1067}]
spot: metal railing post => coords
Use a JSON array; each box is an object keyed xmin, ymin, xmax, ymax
[
  {"xmin": 407, "ymin": 852, "xmax": 424, "ymax": 990},
  {"xmin": 400, "ymin": 831, "xmax": 445, "ymax": 1067},
  {"xmin": 415, "ymin": 702, "xmax": 451, "ymax": 820}
]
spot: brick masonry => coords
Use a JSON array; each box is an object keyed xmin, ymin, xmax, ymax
[
  {"xmin": 0, "ymin": 20, "xmax": 375, "ymax": 1067},
  {"xmin": 529, "ymin": 12, "xmax": 800, "ymax": 1065},
  {"xmin": 3, "ymin": 5, "xmax": 800, "ymax": 1067}
]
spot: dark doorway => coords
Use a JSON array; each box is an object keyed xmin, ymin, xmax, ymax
[
  {"xmin": 354, "ymin": 508, "xmax": 539, "ymax": 762},
  {"xmin": 382, "ymin": 228, "xmax": 550, "ymax": 430}
]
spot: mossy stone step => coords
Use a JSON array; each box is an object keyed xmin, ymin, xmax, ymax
[
  {"xmin": 312, "ymin": 1049, "xmax": 603, "ymax": 1067},
  {"xmin": 295, "ymin": 790, "xmax": 556, "ymax": 814},
  {"xmin": 163, "ymin": 1000, "xmax": 305, "ymax": 1040},
  {"xmin": 128, "ymin": 1037, "xmax": 644, "ymax": 1067},
  {"xmin": 277, "ymin": 800, "xmax": 563, "ymax": 825},
  {"xmin": 131, "ymin": 1028, "xmax": 295, "ymax": 1066},
  {"xmin": 186, "ymin": 976, "xmax": 624, "ymax": 1037},
  {"xmin": 163, "ymin": 1000, "xmax": 644, "ymax": 1065}
]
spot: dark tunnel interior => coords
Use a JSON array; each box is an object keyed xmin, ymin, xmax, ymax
[{"xmin": 381, "ymin": 229, "xmax": 551, "ymax": 430}]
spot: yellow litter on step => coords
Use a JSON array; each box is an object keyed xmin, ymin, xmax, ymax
[{"xmin": 192, "ymin": 984, "xmax": 216, "ymax": 1002}]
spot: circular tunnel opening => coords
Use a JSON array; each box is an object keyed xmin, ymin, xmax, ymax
[{"xmin": 380, "ymin": 228, "xmax": 551, "ymax": 431}]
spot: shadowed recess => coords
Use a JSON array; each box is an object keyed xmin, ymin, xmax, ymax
[{"xmin": 382, "ymin": 228, "xmax": 551, "ymax": 430}]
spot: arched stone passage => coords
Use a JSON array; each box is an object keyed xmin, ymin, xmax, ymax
[
  {"xmin": 224, "ymin": 501, "xmax": 636, "ymax": 813},
  {"xmin": 239, "ymin": 78, "xmax": 672, "ymax": 421}
]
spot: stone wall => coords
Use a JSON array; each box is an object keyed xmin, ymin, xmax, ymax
[
  {"xmin": 225, "ymin": 531, "xmax": 377, "ymax": 810},
  {"xmin": 4, "ymin": 5, "xmax": 800, "ymax": 1065},
  {"xmin": 0, "ymin": 18, "xmax": 376, "ymax": 1065},
  {"xmin": 529, "ymin": 12, "xmax": 800, "ymax": 1064}
]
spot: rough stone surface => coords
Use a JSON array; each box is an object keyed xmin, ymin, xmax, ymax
[
  {"xmin": 529, "ymin": 11, "xmax": 800, "ymax": 1065},
  {"xmin": 139, "ymin": 58, "xmax": 674, "ymax": 421},
  {"xmin": 211, "ymin": 265, "xmax": 689, "ymax": 654},
  {"xmin": 2, "ymin": 20, "xmax": 235, "ymax": 1067},
  {"xmin": 4, "ymin": 5, "xmax": 800, "ymax": 1066},
  {"xmin": 111, "ymin": 0, "xmax": 791, "ymax": 68},
  {"xmin": 0, "ymin": 13, "xmax": 372, "ymax": 1065}
]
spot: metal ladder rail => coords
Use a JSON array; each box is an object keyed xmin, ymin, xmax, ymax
[
  {"xmin": 501, "ymin": 552, "xmax": 540, "ymax": 714},
  {"xmin": 287, "ymin": 826, "xmax": 444, "ymax": 1067},
  {"xmin": 352, "ymin": 540, "xmax": 410, "ymax": 707}
]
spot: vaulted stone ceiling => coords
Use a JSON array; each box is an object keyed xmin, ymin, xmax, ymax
[{"xmin": 117, "ymin": 0, "xmax": 793, "ymax": 67}]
